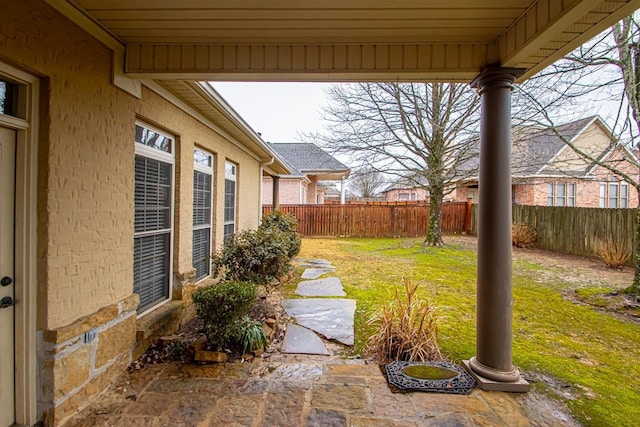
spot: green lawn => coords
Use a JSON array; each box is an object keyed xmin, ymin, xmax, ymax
[{"xmin": 288, "ymin": 237, "xmax": 640, "ymax": 427}]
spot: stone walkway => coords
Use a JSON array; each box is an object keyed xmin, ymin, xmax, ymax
[
  {"xmin": 66, "ymin": 356, "xmax": 568, "ymax": 427},
  {"xmin": 282, "ymin": 260, "xmax": 356, "ymax": 352}
]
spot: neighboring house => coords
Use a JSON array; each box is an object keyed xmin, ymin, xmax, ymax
[
  {"xmin": 381, "ymin": 177, "xmax": 429, "ymax": 202},
  {"xmin": 453, "ymin": 116, "xmax": 639, "ymax": 208},
  {"xmin": 262, "ymin": 143, "xmax": 350, "ymax": 205}
]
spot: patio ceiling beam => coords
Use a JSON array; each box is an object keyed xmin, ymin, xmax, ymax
[{"xmin": 124, "ymin": 43, "xmax": 497, "ymax": 82}]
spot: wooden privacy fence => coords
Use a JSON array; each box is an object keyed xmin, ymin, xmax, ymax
[
  {"xmin": 263, "ymin": 202, "xmax": 470, "ymax": 238},
  {"xmin": 470, "ymin": 204, "xmax": 636, "ymax": 265}
]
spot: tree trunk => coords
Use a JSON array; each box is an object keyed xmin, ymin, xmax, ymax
[
  {"xmin": 423, "ymin": 188, "xmax": 444, "ymax": 247},
  {"xmin": 628, "ymin": 203, "xmax": 640, "ymax": 296}
]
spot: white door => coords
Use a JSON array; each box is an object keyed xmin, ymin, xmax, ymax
[{"xmin": 0, "ymin": 126, "xmax": 16, "ymax": 427}]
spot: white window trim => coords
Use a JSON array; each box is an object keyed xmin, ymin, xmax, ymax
[
  {"xmin": 134, "ymin": 121, "xmax": 175, "ymax": 318},
  {"xmin": 547, "ymin": 182, "xmax": 575, "ymax": 207},
  {"xmin": 224, "ymin": 160, "xmax": 237, "ymax": 238},
  {"xmin": 193, "ymin": 148, "xmax": 214, "ymax": 283},
  {"xmin": 600, "ymin": 181, "xmax": 629, "ymax": 209},
  {"xmin": 621, "ymin": 182, "xmax": 629, "ymax": 208}
]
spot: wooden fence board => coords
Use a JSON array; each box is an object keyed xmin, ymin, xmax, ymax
[
  {"xmin": 470, "ymin": 204, "xmax": 636, "ymax": 265},
  {"xmin": 263, "ymin": 202, "xmax": 469, "ymax": 238}
]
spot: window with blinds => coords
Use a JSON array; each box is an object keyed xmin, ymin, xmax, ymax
[
  {"xmin": 134, "ymin": 123, "xmax": 174, "ymax": 314},
  {"xmin": 193, "ymin": 149, "xmax": 213, "ymax": 282},
  {"xmin": 224, "ymin": 161, "xmax": 237, "ymax": 240}
]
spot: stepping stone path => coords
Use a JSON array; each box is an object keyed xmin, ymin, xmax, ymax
[
  {"xmin": 282, "ymin": 259, "xmax": 356, "ymax": 352},
  {"xmin": 281, "ymin": 324, "xmax": 330, "ymax": 355},
  {"xmin": 295, "ymin": 277, "xmax": 346, "ymax": 297},
  {"xmin": 301, "ymin": 268, "xmax": 334, "ymax": 280},
  {"xmin": 282, "ymin": 298, "xmax": 356, "ymax": 346}
]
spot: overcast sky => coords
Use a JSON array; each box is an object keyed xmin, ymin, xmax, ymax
[{"xmin": 211, "ymin": 82, "xmax": 333, "ymax": 143}]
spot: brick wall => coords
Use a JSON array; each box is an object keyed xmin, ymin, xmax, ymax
[
  {"xmin": 263, "ymin": 177, "xmax": 305, "ymax": 204},
  {"xmin": 383, "ymin": 188, "xmax": 428, "ymax": 202}
]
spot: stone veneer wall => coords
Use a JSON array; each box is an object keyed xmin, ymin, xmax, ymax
[{"xmin": 39, "ymin": 295, "xmax": 139, "ymax": 425}]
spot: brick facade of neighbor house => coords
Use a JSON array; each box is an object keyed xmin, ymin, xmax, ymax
[
  {"xmin": 382, "ymin": 187, "xmax": 429, "ymax": 202},
  {"xmin": 1, "ymin": 1, "xmax": 288, "ymax": 424},
  {"xmin": 453, "ymin": 117, "xmax": 639, "ymax": 208},
  {"xmin": 263, "ymin": 177, "xmax": 309, "ymax": 205}
]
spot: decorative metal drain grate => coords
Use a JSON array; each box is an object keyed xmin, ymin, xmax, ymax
[{"xmin": 386, "ymin": 361, "xmax": 476, "ymax": 395}]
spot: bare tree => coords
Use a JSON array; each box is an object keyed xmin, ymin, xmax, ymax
[
  {"xmin": 311, "ymin": 83, "xmax": 480, "ymax": 246},
  {"xmin": 516, "ymin": 13, "xmax": 640, "ymax": 295},
  {"xmin": 348, "ymin": 167, "xmax": 386, "ymax": 198}
]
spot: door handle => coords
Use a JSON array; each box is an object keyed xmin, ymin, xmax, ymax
[
  {"xmin": 0, "ymin": 296, "xmax": 16, "ymax": 309},
  {"xmin": 0, "ymin": 276, "xmax": 11, "ymax": 287}
]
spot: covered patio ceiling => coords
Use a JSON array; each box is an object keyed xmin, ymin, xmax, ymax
[{"xmin": 47, "ymin": 0, "xmax": 640, "ymax": 84}]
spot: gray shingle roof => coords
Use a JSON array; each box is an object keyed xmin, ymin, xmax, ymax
[
  {"xmin": 513, "ymin": 115, "xmax": 597, "ymax": 175},
  {"xmin": 269, "ymin": 143, "xmax": 350, "ymax": 175}
]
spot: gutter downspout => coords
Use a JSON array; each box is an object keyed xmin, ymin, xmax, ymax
[{"xmin": 259, "ymin": 157, "xmax": 275, "ymax": 221}]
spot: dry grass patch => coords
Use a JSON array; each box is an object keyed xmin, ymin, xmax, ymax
[
  {"xmin": 596, "ymin": 238, "xmax": 631, "ymax": 269},
  {"xmin": 512, "ymin": 223, "xmax": 537, "ymax": 248},
  {"xmin": 366, "ymin": 277, "xmax": 442, "ymax": 365}
]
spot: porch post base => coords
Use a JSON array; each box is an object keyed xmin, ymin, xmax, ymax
[{"xmin": 463, "ymin": 359, "xmax": 530, "ymax": 393}]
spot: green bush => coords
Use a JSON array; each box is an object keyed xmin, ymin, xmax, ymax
[
  {"xmin": 192, "ymin": 281, "xmax": 257, "ymax": 348},
  {"xmin": 211, "ymin": 211, "xmax": 301, "ymax": 284},
  {"xmin": 260, "ymin": 211, "xmax": 301, "ymax": 259}
]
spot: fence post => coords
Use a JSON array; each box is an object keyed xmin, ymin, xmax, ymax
[{"xmin": 465, "ymin": 199, "xmax": 473, "ymax": 234}]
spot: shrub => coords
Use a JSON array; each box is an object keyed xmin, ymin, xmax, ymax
[
  {"xmin": 366, "ymin": 277, "xmax": 442, "ymax": 365},
  {"xmin": 596, "ymin": 238, "xmax": 631, "ymax": 269},
  {"xmin": 192, "ymin": 281, "xmax": 257, "ymax": 348},
  {"xmin": 512, "ymin": 223, "xmax": 536, "ymax": 248},
  {"xmin": 211, "ymin": 211, "xmax": 301, "ymax": 284},
  {"xmin": 260, "ymin": 211, "xmax": 301, "ymax": 259},
  {"xmin": 235, "ymin": 315, "xmax": 268, "ymax": 354},
  {"xmin": 164, "ymin": 339, "xmax": 189, "ymax": 362}
]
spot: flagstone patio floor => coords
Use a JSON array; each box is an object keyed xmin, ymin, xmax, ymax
[{"xmin": 65, "ymin": 353, "xmax": 575, "ymax": 427}]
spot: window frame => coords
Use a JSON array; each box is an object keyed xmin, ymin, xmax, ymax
[
  {"xmin": 567, "ymin": 183, "xmax": 576, "ymax": 207},
  {"xmin": 600, "ymin": 180, "xmax": 630, "ymax": 208},
  {"xmin": 193, "ymin": 148, "xmax": 214, "ymax": 283},
  {"xmin": 547, "ymin": 182, "xmax": 576, "ymax": 207},
  {"xmin": 223, "ymin": 160, "xmax": 237, "ymax": 240},
  {"xmin": 555, "ymin": 183, "xmax": 566, "ymax": 207},
  {"xmin": 546, "ymin": 183, "xmax": 554, "ymax": 206},
  {"xmin": 133, "ymin": 121, "xmax": 175, "ymax": 317},
  {"xmin": 621, "ymin": 182, "xmax": 629, "ymax": 208}
]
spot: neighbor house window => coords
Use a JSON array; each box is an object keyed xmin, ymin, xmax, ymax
[
  {"xmin": 567, "ymin": 183, "xmax": 576, "ymax": 207},
  {"xmin": 133, "ymin": 123, "xmax": 174, "ymax": 314},
  {"xmin": 548, "ymin": 182, "xmax": 575, "ymax": 207},
  {"xmin": 609, "ymin": 182, "xmax": 619, "ymax": 208},
  {"xmin": 193, "ymin": 149, "xmax": 213, "ymax": 282},
  {"xmin": 600, "ymin": 181, "xmax": 629, "ymax": 208},
  {"xmin": 224, "ymin": 161, "xmax": 237, "ymax": 240},
  {"xmin": 555, "ymin": 183, "xmax": 566, "ymax": 206},
  {"xmin": 546, "ymin": 184, "xmax": 554, "ymax": 206},
  {"xmin": 621, "ymin": 182, "xmax": 629, "ymax": 208}
]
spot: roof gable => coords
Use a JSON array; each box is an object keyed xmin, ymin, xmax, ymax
[
  {"xmin": 513, "ymin": 116, "xmax": 606, "ymax": 177},
  {"xmin": 270, "ymin": 143, "xmax": 350, "ymax": 177}
]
